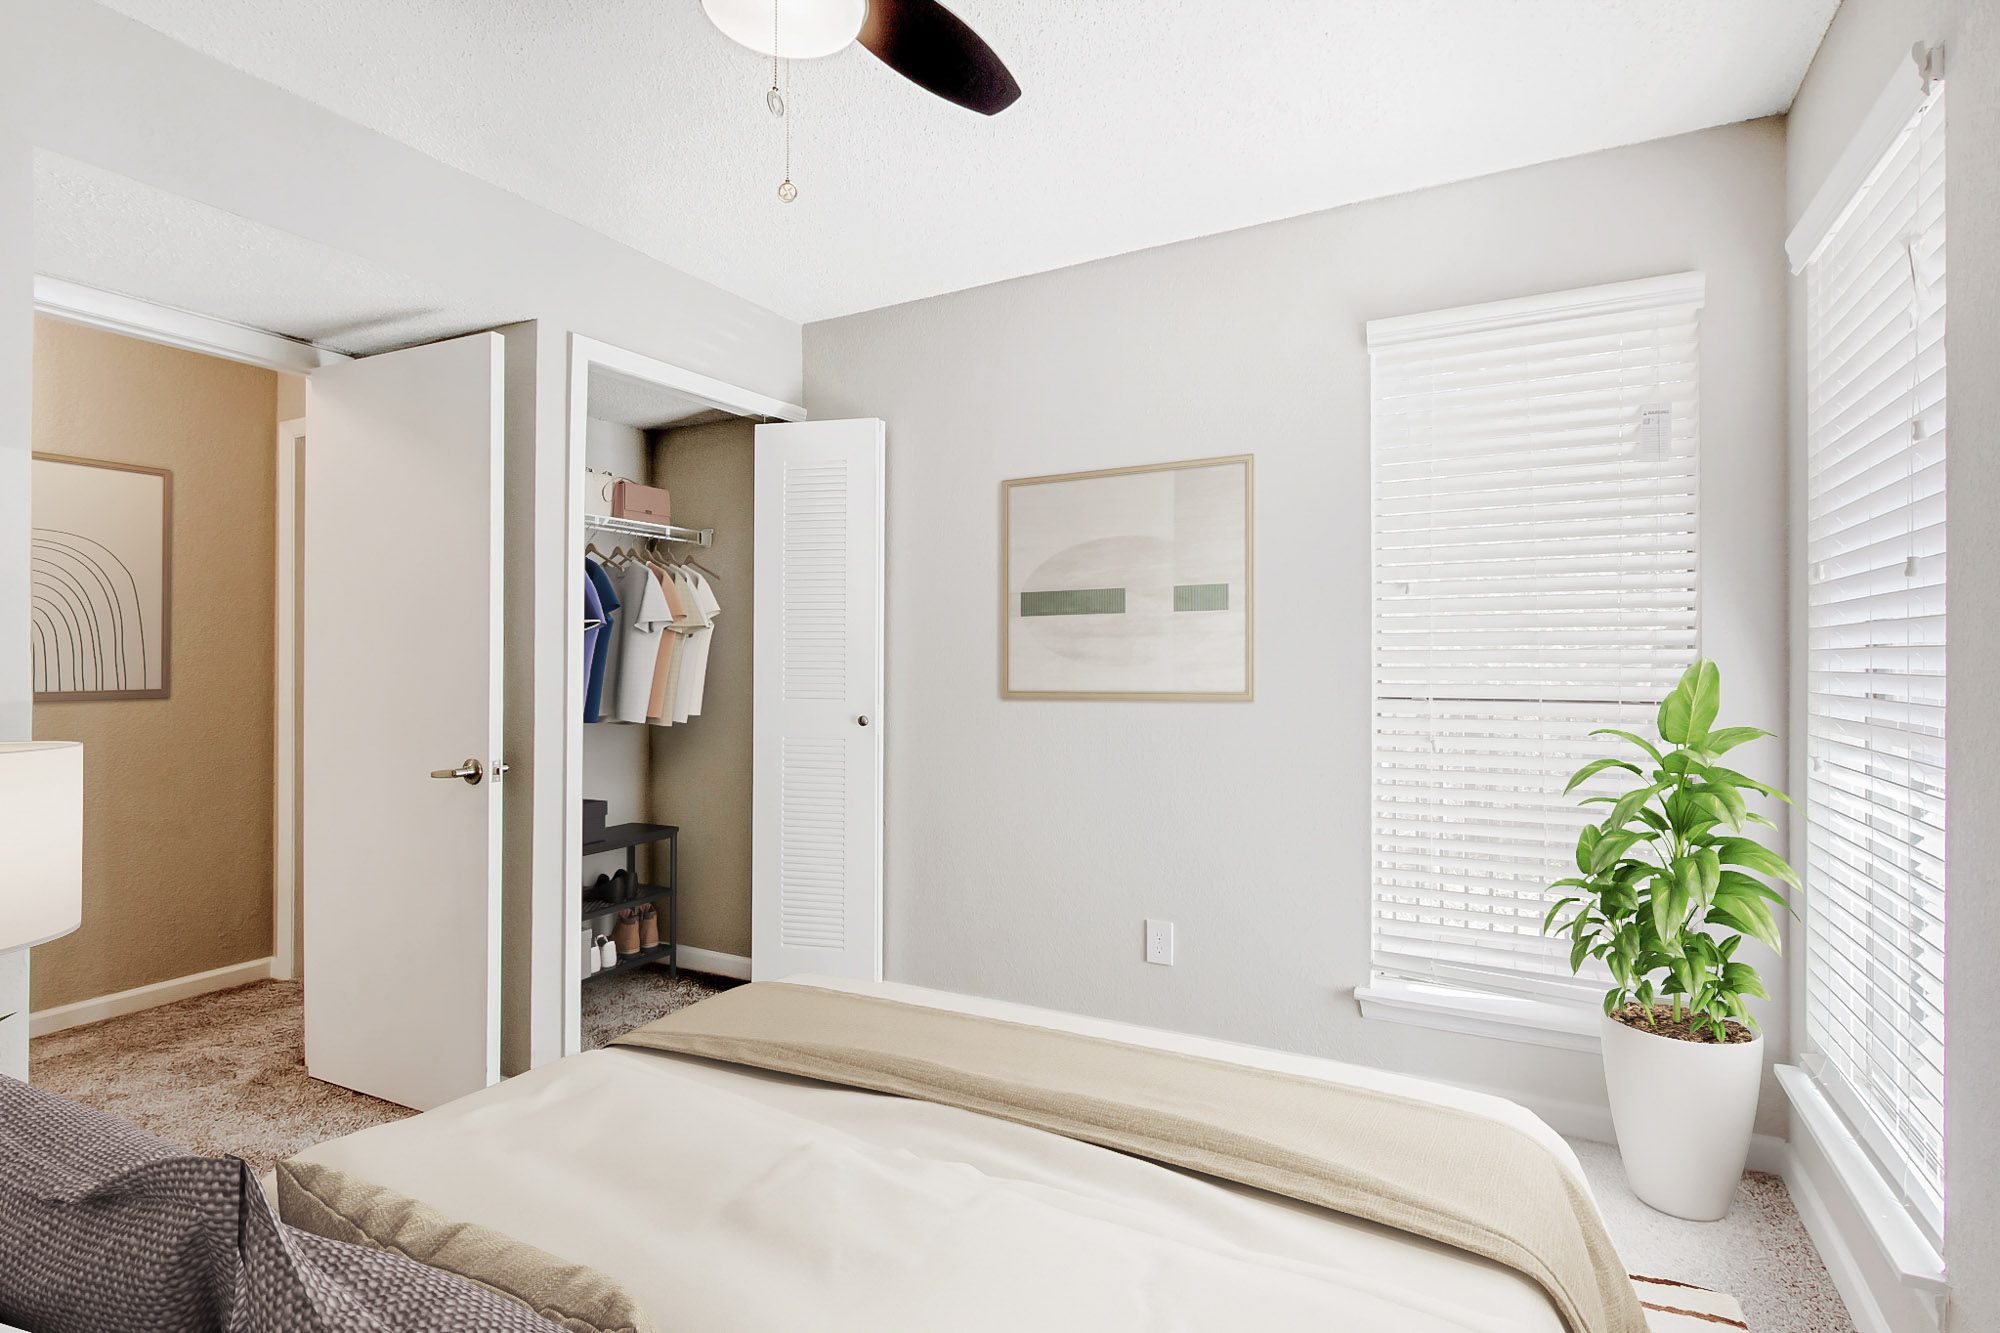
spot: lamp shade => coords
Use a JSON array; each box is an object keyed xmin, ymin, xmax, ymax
[
  {"xmin": 702, "ymin": 0, "xmax": 867, "ymax": 59},
  {"xmin": 0, "ymin": 741, "xmax": 83, "ymax": 952}
]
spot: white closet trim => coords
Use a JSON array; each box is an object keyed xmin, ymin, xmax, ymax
[
  {"xmin": 559, "ymin": 335, "xmax": 806, "ymax": 1059},
  {"xmin": 1786, "ymin": 43, "xmax": 1944, "ymax": 274},
  {"xmin": 33, "ymin": 276, "xmax": 349, "ymax": 374}
]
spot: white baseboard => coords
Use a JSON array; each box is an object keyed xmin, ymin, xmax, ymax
[
  {"xmin": 674, "ymin": 946, "xmax": 749, "ymax": 981},
  {"xmin": 28, "ymin": 956, "xmax": 275, "ymax": 1038}
]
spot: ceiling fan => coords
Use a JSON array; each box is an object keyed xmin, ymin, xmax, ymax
[{"xmin": 701, "ymin": 0, "xmax": 1022, "ymax": 116}]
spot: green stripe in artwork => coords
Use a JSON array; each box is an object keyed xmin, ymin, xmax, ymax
[
  {"xmin": 1021, "ymin": 588, "xmax": 1126, "ymax": 616},
  {"xmin": 1174, "ymin": 583, "xmax": 1230, "ymax": 612}
]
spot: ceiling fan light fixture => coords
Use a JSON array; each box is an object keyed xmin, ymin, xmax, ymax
[{"xmin": 702, "ymin": 0, "xmax": 868, "ymax": 60}]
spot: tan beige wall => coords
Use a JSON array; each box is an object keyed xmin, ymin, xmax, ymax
[
  {"xmin": 29, "ymin": 318, "xmax": 277, "ymax": 1010},
  {"xmin": 648, "ymin": 418, "xmax": 753, "ymax": 957}
]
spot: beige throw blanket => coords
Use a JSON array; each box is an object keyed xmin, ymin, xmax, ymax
[{"xmin": 613, "ymin": 982, "xmax": 1646, "ymax": 1333}]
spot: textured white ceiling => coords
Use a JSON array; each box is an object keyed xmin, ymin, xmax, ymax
[
  {"xmin": 89, "ymin": 0, "xmax": 1838, "ymax": 324},
  {"xmin": 34, "ymin": 152, "xmax": 520, "ymax": 353}
]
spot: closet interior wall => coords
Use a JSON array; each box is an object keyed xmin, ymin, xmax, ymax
[
  {"xmin": 580, "ymin": 415, "xmax": 653, "ymax": 881},
  {"xmin": 647, "ymin": 418, "xmax": 756, "ymax": 960}
]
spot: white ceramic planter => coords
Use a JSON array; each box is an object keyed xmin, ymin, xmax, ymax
[{"xmin": 1600, "ymin": 1012, "xmax": 1763, "ymax": 1221}]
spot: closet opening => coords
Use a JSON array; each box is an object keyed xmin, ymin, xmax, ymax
[{"xmin": 563, "ymin": 338, "xmax": 805, "ymax": 1055}]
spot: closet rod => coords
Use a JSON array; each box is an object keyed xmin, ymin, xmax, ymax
[{"xmin": 584, "ymin": 513, "xmax": 714, "ymax": 548}]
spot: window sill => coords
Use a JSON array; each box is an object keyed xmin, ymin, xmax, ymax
[
  {"xmin": 1353, "ymin": 979, "xmax": 1602, "ymax": 1053},
  {"xmin": 1775, "ymin": 1064, "xmax": 1947, "ymax": 1294}
]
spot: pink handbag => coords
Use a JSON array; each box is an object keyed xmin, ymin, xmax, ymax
[{"xmin": 612, "ymin": 480, "xmax": 672, "ymax": 524}]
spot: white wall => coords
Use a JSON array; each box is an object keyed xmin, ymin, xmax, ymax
[
  {"xmin": 0, "ymin": 5, "xmax": 34, "ymax": 1080},
  {"xmin": 805, "ymin": 119, "xmax": 1792, "ymax": 1135},
  {"xmin": 1784, "ymin": 3, "xmax": 2000, "ymax": 1330}
]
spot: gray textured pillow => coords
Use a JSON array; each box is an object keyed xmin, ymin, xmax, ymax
[{"xmin": 0, "ymin": 1075, "xmax": 564, "ymax": 1332}]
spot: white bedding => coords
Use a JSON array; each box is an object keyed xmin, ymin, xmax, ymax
[{"xmin": 291, "ymin": 977, "xmax": 1582, "ymax": 1332}]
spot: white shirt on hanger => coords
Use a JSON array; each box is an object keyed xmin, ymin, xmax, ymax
[
  {"xmin": 612, "ymin": 562, "xmax": 675, "ymax": 724},
  {"xmin": 675, "ymin": 569, "xmax": 722, "ymax": 722}
]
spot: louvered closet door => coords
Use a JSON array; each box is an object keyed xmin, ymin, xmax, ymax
[{"xmin": 752, "ymin": 419, "xmax": 885, "ymax": 981}]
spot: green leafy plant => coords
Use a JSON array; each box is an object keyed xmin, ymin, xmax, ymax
[{"xmin": 1543, "ymin": 659, "xmax": 1798, "ymax": 1043}]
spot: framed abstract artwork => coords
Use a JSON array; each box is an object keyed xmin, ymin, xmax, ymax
[
  {"xmin": 30, "ymin": 453, "xmax": 173, "ymax": 701},
  {"xmin": 1002, "ymin": 454, "xmax": 1253, "ymax": 700}
]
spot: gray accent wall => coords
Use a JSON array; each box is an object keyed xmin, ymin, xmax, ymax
[{"xmin": 806, "ymin": 119, "xmax": 1792, "ymax": 1137}]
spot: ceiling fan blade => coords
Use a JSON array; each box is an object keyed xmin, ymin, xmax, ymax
[{"xmin": 858, "ymin": 0, "xmax": 1021, "ymax": 116}]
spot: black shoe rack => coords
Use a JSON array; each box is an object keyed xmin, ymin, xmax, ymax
[{"xmin": 582, "ymin": 822, "xmax": 678, "ymax": 980}]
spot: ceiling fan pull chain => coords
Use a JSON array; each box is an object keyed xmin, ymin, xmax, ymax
[
  {"xmin": 778, "ymin": 57, "xmax": 798, "ymax": 202},
  {"xmin": 766, "ymin": 0, "xmax": 785, "ymax": 115}
]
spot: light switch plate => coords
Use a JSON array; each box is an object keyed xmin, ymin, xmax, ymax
[{"xmin": 1145, "ymin": 919, "xmax": 1175, "ymax": 966}]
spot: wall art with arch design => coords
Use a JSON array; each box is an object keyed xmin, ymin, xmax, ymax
[{"xmin": 31, "ymin": 454, "xmax": 172, "ymax": 701}]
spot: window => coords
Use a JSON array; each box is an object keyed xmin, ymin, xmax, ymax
[
  {"xmin": 1364, "ymin": 274, "xmax": 1704, "ymax": 1005},
  {"xmin": 1800, "ymin": 87, "xmax": 1947, "ymax": 1234}
]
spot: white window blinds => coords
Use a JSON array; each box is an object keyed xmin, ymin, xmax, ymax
[
  {"xmin": 1801, "ymin": 86, "xmax": 1946, "ymax": 1233},
  {"xmin": 1366, "ymin": 274, "xmax": 1704, "ymax": 1001}
]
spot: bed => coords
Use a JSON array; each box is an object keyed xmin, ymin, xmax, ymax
[{"xmin": 279, "ymin": 976, "xmax": 1647, "ymax": 1333}]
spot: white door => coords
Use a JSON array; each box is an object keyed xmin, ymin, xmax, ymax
[
  {"xmin": 303, "ymin": 333, "xmax": 505, "ymax": 1110},
  {"xmin": 752, "ymin": 418, "xmax": 885, "ymax": 981}
]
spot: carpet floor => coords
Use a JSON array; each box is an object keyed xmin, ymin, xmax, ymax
[
  {"xmin": 31, "ymin": 976, "xmax": 1853, "ymax": 1331},
  {"xmin": 1571, "ymin": 1138, "xmax": 1854, "ymax": 1333},
  {"xmin": 29, "ymin": 966, "xmax": 727, "ymax": 1174}
]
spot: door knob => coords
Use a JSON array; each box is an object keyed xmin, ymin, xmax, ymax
[
  {"xmin": 430, "ymin": 758, "xmax": 484, "ymax": 785},
  {"xmin": 856, "ymin": 715, "xmax": 870, "ymax": 727}
]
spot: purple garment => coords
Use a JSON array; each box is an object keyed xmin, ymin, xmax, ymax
[
  {"xmin": 583, "ymin": 556, "xmax": 622, "ymax": 723},
  {"xmin": 582, "ymin": 560, "xmax": 606, "ymax": 719}
]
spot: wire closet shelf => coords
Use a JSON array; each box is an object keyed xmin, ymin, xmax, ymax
[{"xmin": 584, "ymin": 513, "xmax": 714, "ymax": 548}]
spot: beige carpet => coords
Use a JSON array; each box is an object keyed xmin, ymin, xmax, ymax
[
  {"xmin": 1571, "ymin": 1138, "xmax": 1854, "ymax": 1333},
  {"xmin": 31, "ymin": 980, "xmax": 412, "ymax": 1174},
  {"xmin": 30, "ymin": 967, "xmax": 727, "ymax": 1174}
]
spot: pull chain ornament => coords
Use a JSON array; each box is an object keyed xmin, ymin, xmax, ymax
[
  {"xmin": 777, "ymin": 57, "xmax": 797, "ymax": 202},
  {"xmin": 769, "ymin": 0, "xmax": 796, "ymax": 201}
]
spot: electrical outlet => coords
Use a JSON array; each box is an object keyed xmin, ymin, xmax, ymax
[{"xmin": 1145, "ymin": 919, "xmax": 1175, "ymax": 966}]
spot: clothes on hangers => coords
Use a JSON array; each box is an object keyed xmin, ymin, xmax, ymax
[
  {"xmin": 644, "ymin": 560, "xmax": 682, "ymax": 724},
  {"xmin": 676, "ymin": 568, "xmax": 723, "ymax": 721},
  {"xmin": 611, "ymin": 560, "xmax": 675, "ymax": 724},
  {"xmin": 582, "ymin": 562, "xmax": 604, "ymax": 709},
  {"xmin": 582, "ymin": 556, "xmax": 621, "ymax": 723}
]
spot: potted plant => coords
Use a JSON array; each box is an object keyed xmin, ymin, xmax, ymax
[{"xmin": 1543, "ymin": 659, "xmax": 1796, "ymax": 1221}]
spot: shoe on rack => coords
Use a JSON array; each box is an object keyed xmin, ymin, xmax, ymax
[
  {"xmin": 613, "ymin": 908, "xmax": 642, "ymax": 957},
  {"xmin": 638, "ymin": 903, "xmax": 659, "ymax": 950},
  {"xmin": 582, "ymin": 873, "xmax": 615, "ymax": 917},
  {"xmin": 597, "ymin": 935, "xmax": 616, "ymax": 970},
  {"xmin": 609, "ymin": 869, "xmax": 634, "ymax": 904}
]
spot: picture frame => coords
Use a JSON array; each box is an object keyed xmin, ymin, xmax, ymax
[
  {"xmin": 30, "ymin": 452, "xmax": 174, "ymax": 702},
  {"xmin": 1002, "ymin": 454, "xmax": 1253, "ymax": 701}
]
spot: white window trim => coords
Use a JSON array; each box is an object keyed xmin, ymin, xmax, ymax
[
  {"xmin": 1354, "ymin": 979, "xmax": 1602, "ymax": 1053},
  {"xmin": 1786, "ymin": 42, "xmax": 1944, "ymax": 273},
  {"xmin": 1365, "ymin": 271, "xmax": 1705, "ymax": 350},
  {"xmin": 1777, "ymin": 1065, "xmax": 1947, "ymax": 1294}
]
